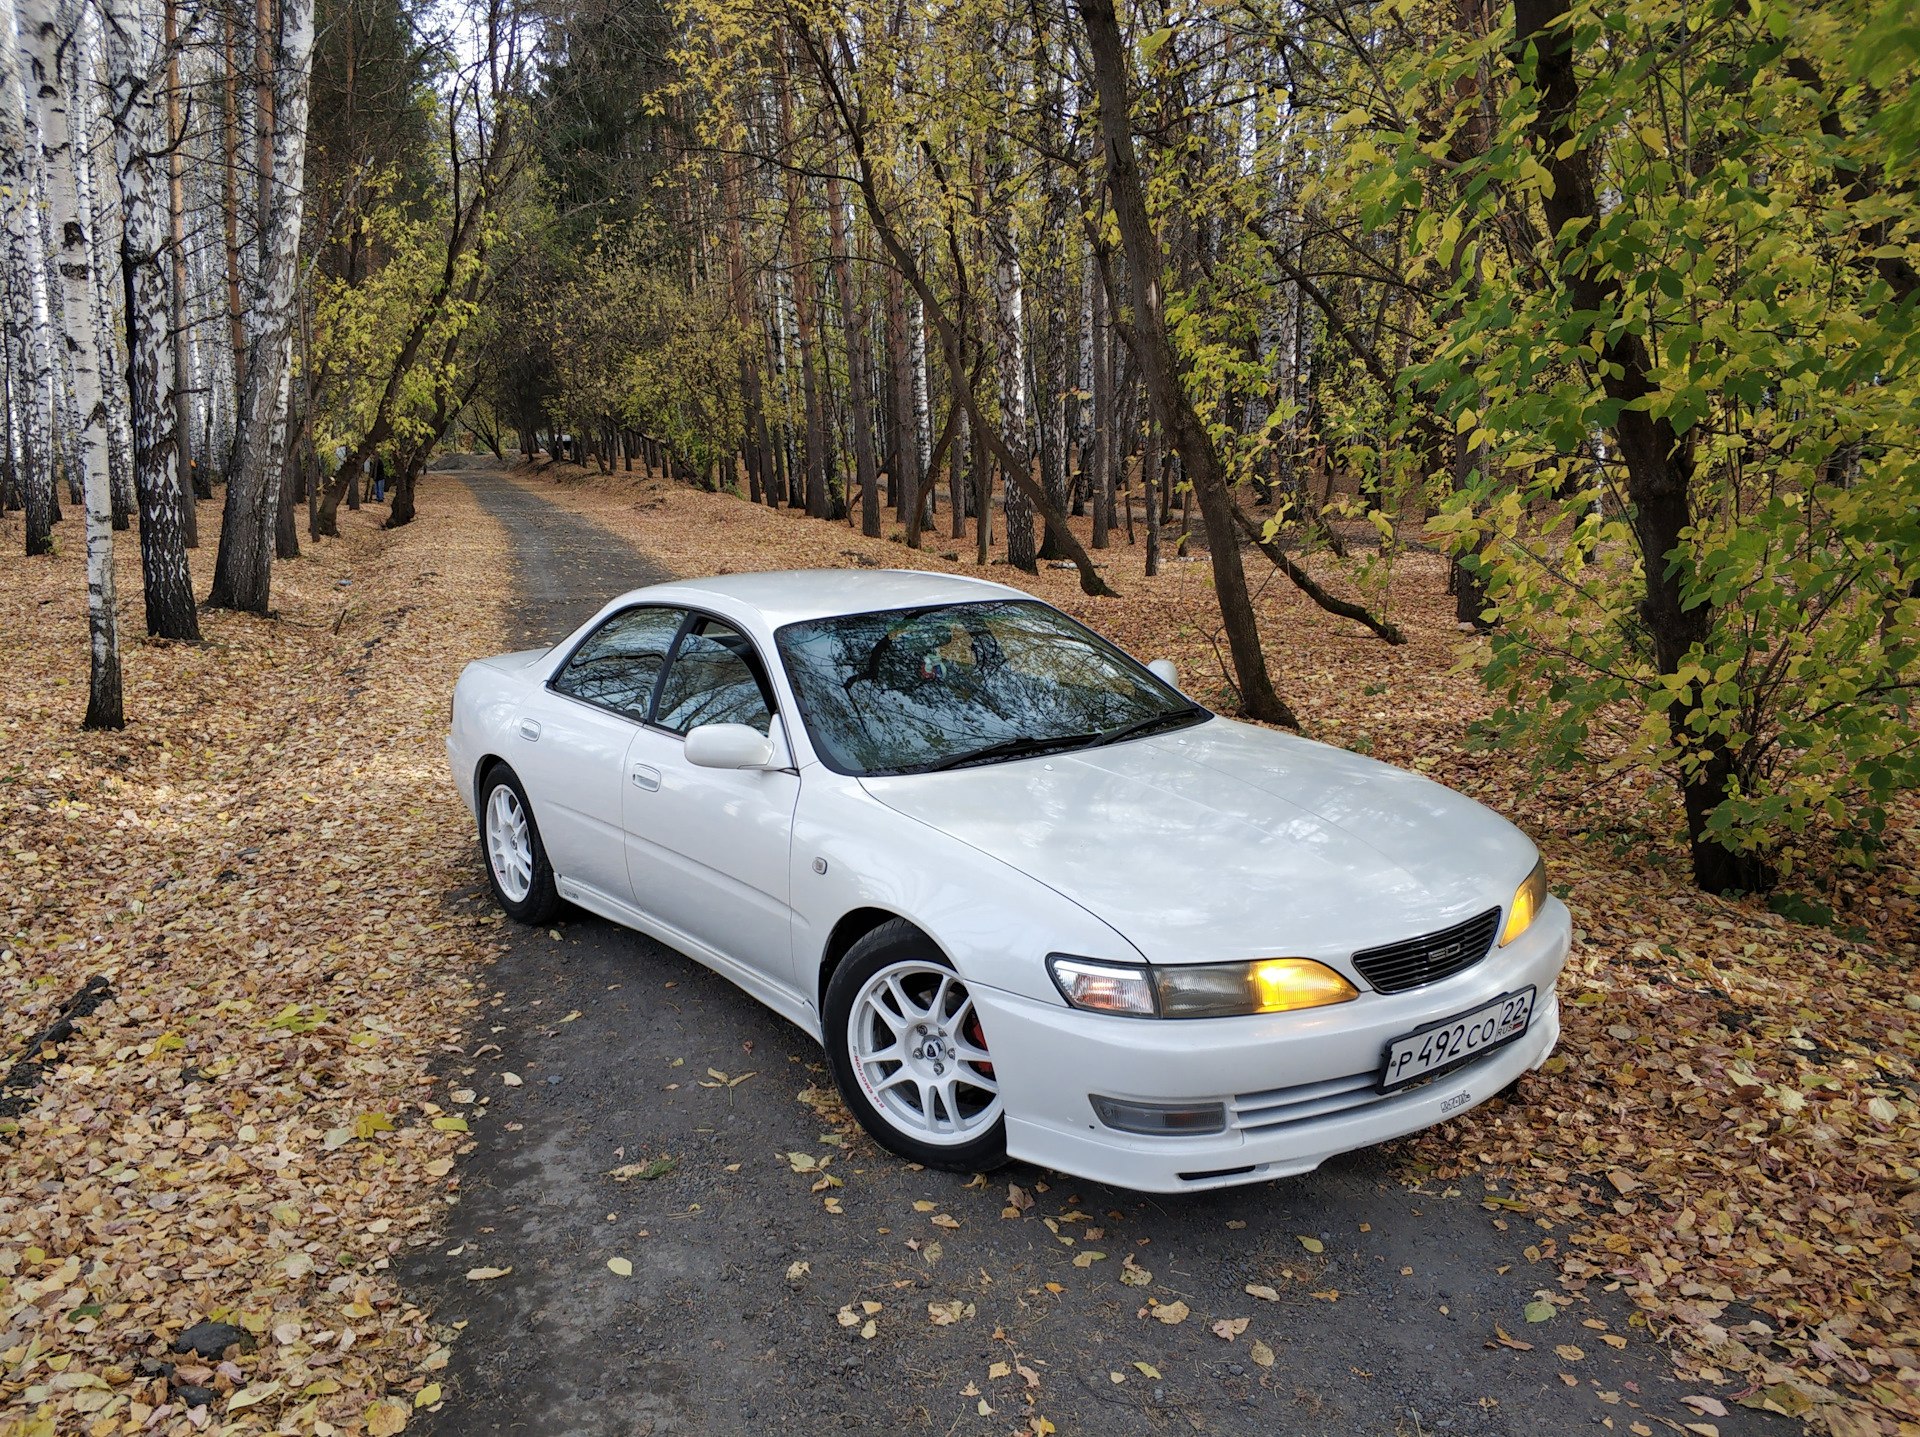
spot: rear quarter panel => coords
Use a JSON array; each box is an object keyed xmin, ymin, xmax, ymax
[{"xmin": 448, "ymin": 653, "xmax": 544, "ymax": 814}]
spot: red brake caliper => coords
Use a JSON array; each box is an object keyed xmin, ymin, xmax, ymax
[{"xmin": 965, "ymin": 1014, "xmax": 994, "ymax": 1080}]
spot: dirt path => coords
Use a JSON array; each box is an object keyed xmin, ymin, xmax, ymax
[
  {"xmin": 412, "ymin": 462, "xmax": 1783, "ymax": 1437},
  {"xmin": 448, "ymin": 459, "xmax": 676, "ymax": 646}
]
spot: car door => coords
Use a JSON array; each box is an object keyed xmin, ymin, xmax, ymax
[
  {"xmin": 623, "ymin": 614, "xmax": 801, "ymax": 996},
  {"xmin": 512, "ymin": 605, "xmax": 685, "ymax": 904}
]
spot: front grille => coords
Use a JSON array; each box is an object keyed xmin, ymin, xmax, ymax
[{"xmin": 1350, "ymin": 907, "xmax": 1500, "ymax": 994}]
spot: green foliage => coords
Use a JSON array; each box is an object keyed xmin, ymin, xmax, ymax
[
  {"xmin": 311, "ymin": 164, "xmax": 485, "ymax": 461},
  {"xmin": 1375, "ymin": 0, "xmax": 1920, "ymax": 870}
]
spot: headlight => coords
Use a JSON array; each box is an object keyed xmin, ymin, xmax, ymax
[
  {"xmin": 1501, "ymin": 858, "xmax": 1548, "ymax": 946},
  {"xmin": 1048, "ymin": 954, "xmax": 1357, "ymax": 1019}
]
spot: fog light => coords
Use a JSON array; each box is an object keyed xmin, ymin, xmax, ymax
[{"xmin": 1089, "ymin": 1095, "xmax": 1227, "ymax": 1136}]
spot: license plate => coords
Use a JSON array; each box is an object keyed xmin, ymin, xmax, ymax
[{"xmin": 1379, "ymin": 987, "xmax": 1535, "ymax": 1093}]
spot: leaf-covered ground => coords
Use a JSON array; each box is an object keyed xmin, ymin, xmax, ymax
[
  {"xmin": 3, "ymin": 460, "xmax": 1915, "ymax": 1435},
  {"xmin": 0, "ymin": 483, "xmax": 510, "ymax": 1436},
  {"xmin": 506, "ymin": 460, "xmax": 1920, "ymax": 1435}
]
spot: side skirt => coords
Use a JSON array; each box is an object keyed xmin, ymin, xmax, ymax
[{"xmin": 555, "ymin": 875, "xmax": 823, "ymax": 1043}]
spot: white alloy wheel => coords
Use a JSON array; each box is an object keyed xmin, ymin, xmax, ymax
[
  {"xmin": 485, "ymin": 783, "xmax": 534, "ymax": 903},
  {"xmin": 847, "ymin": 960, "xmax": 1001, "ymax": 1147}
]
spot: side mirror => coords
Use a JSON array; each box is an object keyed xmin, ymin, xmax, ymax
[
  {"xmin": 1147, "ymin": 658, "xmax": 1179, "ymax": 689},
  {"xmin": 684, "ymin": 722, "xmax": 775, "ymax": 770}
]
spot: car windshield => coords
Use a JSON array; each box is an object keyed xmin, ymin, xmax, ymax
[{"xmin": 776, "ymin": 599, "xmax": 1207, "ymax": 776}]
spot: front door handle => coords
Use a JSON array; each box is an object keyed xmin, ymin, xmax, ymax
[
  {"xmin": 631, "ymin": 764, "xmax": 660, "ymax": 792},
  {"xmin": 517, "ymin": 718, "xmax": 541, "ymax": 741}
]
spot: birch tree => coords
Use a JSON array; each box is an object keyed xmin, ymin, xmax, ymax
[
  {"xmin": 101, "ymin": 0, "xmax": 200, "ymax": 639},
  {"xmin": 18, "ymin": 0, "xmax": 124, "ymax": 727},
  {"xmin": 206, "ymin": 0, "xmax": 313, "ymax": 614},
  {"xmin": 0, "ymin": 0, "xmax": 58, "ymax": 557}
]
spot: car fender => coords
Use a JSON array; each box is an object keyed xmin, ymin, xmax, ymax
[{"xmin": 790, "ymin": 768, "xmax": 1144, "ymax": 1019}]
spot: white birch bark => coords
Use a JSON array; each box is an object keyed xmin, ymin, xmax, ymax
[
  {"xmin": 991, "ymin": 231, "xmax": 1034, "ymax": 568},
  {"xmin": 101, "ymin": 0, "xmax": 199, "ymax": 637},
  {"xmin": 0, "ymin": 2, "xmax": 58, "ymax": 552},
  {"xmin": 34, "ymin": 182, "xmax": 83, "ymax": 504},
  {"xmin": 207, "ymin": 0, "xmax": 312, "ymax": 612},
  {"xmin": 74, "ymin": 15, "xmax": 136, "ymax": 529},
  {"xmin": 909, "ymin": 293, "xmax": 929, "ymax": 482},
  {"xmin": 18, "ymin": 0, "xmax": 123, "ymax": 726}
]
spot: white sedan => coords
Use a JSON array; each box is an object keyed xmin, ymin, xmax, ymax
[{"xmin": 447, "ymin": 570, "xmax": 1570, "ymax": 1193}]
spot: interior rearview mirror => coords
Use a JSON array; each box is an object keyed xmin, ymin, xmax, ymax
[{"xmin": 684, "ymin": 722, "xmax": 775, "ymax": 770}]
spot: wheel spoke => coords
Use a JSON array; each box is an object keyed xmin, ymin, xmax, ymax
[
  {"xmin": 952, "ymin": 1037, "xmax": 993, "ymax": 1067},
  {"xmin": 861, "ymin": 998, "xmax": 907, "ymax": 1038},
  {"xmin": 956, "ymin": 1064, "xmax": 998, "ymax": 1095},
  {"xmin": 862, "ymin": 1039, "xmax": 905, "ymax": 1066},
  {"xmin": 919, "ymin": 1079, "xmax": 945, "ymax": 1129},
  {"xmin": 884, "ymin": 974, "xmax": 925, "ymax": 1023}
]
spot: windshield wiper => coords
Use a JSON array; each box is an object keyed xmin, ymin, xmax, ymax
[
  {"xmin": 921, "ymin": 731, "xmax": 1103, "ymax": 773},
  {"xmin": 1091, "ymin": 708, "xmax": 1208, "ymax": 748}
]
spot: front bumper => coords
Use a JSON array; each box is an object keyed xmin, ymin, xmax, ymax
[
  {"xmin": 972, "ymin": 898, "xmax": 1572, "ymax": 1193},
  {"xmin": 446, "ymin": 733, "xmax": 476, "ymax": 816}
]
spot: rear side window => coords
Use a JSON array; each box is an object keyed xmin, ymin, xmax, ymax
[
  {"xmin": 655, "ymin": 620, "xmax": 775, "ymax": 735},
  {"xmin": 552, "ymin": 606, "xmax": 686, "ymax": 719}
]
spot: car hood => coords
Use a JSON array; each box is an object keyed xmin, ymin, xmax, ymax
[{"xmin": 858, "ymin": 717, "xmax": 1535, "ymax": 968}]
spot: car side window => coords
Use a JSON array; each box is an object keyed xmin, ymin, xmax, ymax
[
  {"xmin": 655, "ymin": 619, "xmax": 775, "ymax": 735},
  {"xmin": 551, "ymin": 606, "xmax": 687, "ymax": 720}
]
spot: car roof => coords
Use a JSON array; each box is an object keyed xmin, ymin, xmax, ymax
[{"xmin": 611, "ymin": 569, "xmax": 1035, "ymax": 629}]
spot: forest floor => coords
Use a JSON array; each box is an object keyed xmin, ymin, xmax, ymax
[
  {"xmin": 0, "ymin": 456, "xmax": 1914, "ymax": 1437},
  {"xmin": 0, "ymin": 480, "xmax": 513, "ymax": 1436}
]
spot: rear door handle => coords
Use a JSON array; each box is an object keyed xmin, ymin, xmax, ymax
[
  {"xmin": 517, "ymin": 718, "xmax": 541, "ymax": 741},
  {"xmin": 631, "ymin": 764, "xmax": 660, "ymax": 792}
]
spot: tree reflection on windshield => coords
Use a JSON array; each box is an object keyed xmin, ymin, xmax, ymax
[{"xmin": 776, "ymin": 600, "xmax": 1205, "ymax": 776}]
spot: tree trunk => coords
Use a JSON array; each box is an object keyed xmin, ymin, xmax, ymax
[
  {"xmin": 103, "ymin": 0, "xmax": 200, "ymax": 639},
  {"xmin": 1080, "ymin": 0, "xmax": 1290, "ymax": 721},
  {"xmin": 825, "ymin": 175, "xmax": 882, "ymax": 538},
  {"xmin": 219, "ymin": 2, "xmax": 246, "ymax": 433},
  {"xmin": 1035, "ymin": 264, "xmax": 1071, "ymax": 561},
  {"xmin": 389, "ymin": 462, "xmax": 419, "ymax": 526},
  {"xmin": 993, "ymin": 236, "xmax": 1035, "ymax": 573},
  {"xmin": 0, "ymin": 21, "xmax": 55, "ymax": 557},
  {"xmin": 64, "ymin": 25, "xmax": 136, "ymax": 539},
  {"xmin": 1090, "ymin": 267, "xmax": 1111, "ymax": 549},
  {"xmin": 207, "ymin": 0, "xmax": 313, "ymax": 615},
  {"xmin": 886, "ymin": 266, "xmax": 921, "ymax": 530},
  {"xmin": 163, "ymin": 0, "xmax": 196, "ymax": 546},
  {"xmin": 948, "ymin": 399, "xmax": 966, "ymax": 541},
  {"xmin": 19, "ymin": 0, "xmax": 123, "ymax": 725},
  {"xmin": 1142, "ymin": 416, "xmax": 1161, "ymax": 577}
]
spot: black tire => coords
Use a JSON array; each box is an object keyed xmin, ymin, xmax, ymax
[
  {"xmin": 824, "ymin": 919, "xmax": 1008, "ymax": 1173},
  {"xmin": 477, "ymin": 763, "xmax": 561, "ymax": 925}
]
